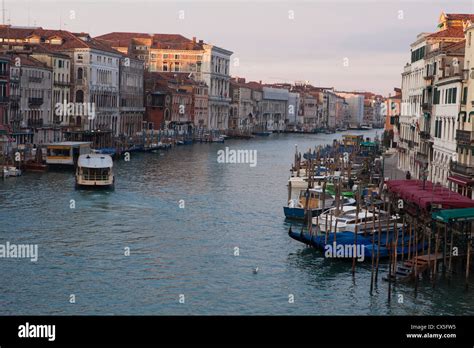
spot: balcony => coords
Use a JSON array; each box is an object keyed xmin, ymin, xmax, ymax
[
  {"xmin": 54, "ymin": 80, "xmax": 71, "ymax": 87},
  {"xmin": 28, "ymin": 97, "xmax": 44, "ymax": 106},
  {"xmin": 463, "ymin": 69, "xmax": 469, "ymax": 81},
  {"xmin": 28, "ymin": 76, "xmax": 43, "ymax": 83},
  {"xmin": 422, "ymin": 103, "xmax": 432, "ymax": 111},
  {"xmin": 423, "ymin": 74, "xmax": 434, "ymax": 81},
  {"xmin": 450, "ymin": 161, "xmax": 474, "ymax": 176},
  {"xmin": 455, "ymin": 129, "xmax": 473, "ymax": 147},
  {"xmin": 27, "ymin": 119, "xmax": 44, "ymax": 128},
  {"xmin": 416, "ymin": 151, "xmax": 429, "ymax": 165},
  {"xmin": 419, "ymin": 131, "xmax": 431, "ymax": 141},
  {"xmin": 0, "ymin": 96, "xmax": 9, "ymax": 103}
]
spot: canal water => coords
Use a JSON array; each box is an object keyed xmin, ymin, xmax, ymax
[{"xmin": 1, "ymin": 130, "xmax": 473, "ymax": 315}]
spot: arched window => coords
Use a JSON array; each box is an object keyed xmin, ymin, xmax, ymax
[{"xmin": 76, "ymin": 90, "xmax": 84, "ymax": 103}]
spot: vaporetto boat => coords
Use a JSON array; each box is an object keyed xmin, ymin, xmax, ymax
[{"xmin": 75, "ymin": 154, "xmax": 114, "ymax": 189}]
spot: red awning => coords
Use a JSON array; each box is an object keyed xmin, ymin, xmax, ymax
[
  {"xmin": 448, "ymin": 175, "xmax": 474, "ymax": 186},
  {"xmin": 386, "ymin": 179, "xmax": 474, "ymax": 210}
]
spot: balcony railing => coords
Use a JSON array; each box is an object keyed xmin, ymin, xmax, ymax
[
  {"xmin": 0, "ymin": 96, "xmax": 9, "ymax": 103},
  {"xmin": 463, "ymin": 69, "xmax": 469, "ymax": 81},
  {"xmin": 54, "ymin": 81, "xmax": 71, "ymax": 87},
  {"xmin": 27, "ymin": 119, "xmax": 43, "ymax": 128},
  {"xmin": 28, "ymin": 76, "xmax": 43, "ymax": 83},
  {"xmin": 455, "ymin": 129, "xmax": 473, "ymax": 146},
  {"xmin": 416, "ymin": 151, "xmax": 429, "ymax": 164},
  {"xmin": 450, "ymin": 161, "xmax": 474, "ymax": 176},
  {"xmin": 28, "ymin": 97, "xmax": 44, "ymax": 106},
  {"xmin": 419, "ymin": 131, "xmax": 431, "ymax": 140}
]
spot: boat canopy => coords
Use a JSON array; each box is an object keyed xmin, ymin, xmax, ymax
[
  {"xmin": 361, "ymin": 141, "xmax": 377, "ymax": 147},
  {"xmin": 77, "ymin": 154, "xmax": 113, "ymax": 169},
  {"xmin": 386, "ymin": 180, "xmax": 474, "ymax": 210},
  {"xmin": 432, "ymin": 208, "xmax": 474, "ymax": 223}
]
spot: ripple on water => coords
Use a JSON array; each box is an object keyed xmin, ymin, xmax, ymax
[{"xmin": 1, "ymin": 131, "xmax": 473, "ymax": 315}]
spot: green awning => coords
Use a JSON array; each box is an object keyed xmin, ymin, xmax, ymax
[
  {"xmin": 432, "ymin": 208, "xmax": 474, "ymax": 223},
  {"xmin": 361, "ymin": 141, "xmax": 377, "ymax": 147}
]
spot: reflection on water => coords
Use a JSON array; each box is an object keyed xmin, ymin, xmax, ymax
[{"xmin": 1, "ymin": 131, "xmax": 473, "ymax": 315}]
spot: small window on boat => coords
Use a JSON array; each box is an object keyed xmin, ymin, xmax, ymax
[{"xmin": 47, "ymin": 148, "xmax": 70, "ymax": 157}]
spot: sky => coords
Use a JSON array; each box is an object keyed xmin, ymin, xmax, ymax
[{"xmin": 4, "ymin": 0, "xmax": 474, "ymax": 96}]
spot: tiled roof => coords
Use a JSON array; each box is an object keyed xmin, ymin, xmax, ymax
[
  {"xmin": 28, "ymin": 44, "xmax": 71, "ymax": 58},
  {"xmin": 244, "ymin": 81, "xmax": 264, "ymax": 91},
  {"xmin": 442, "ymin": 39, "xmax": 466, "ymax": 53},
  {"xmin": 427, "ymin": 26, "xmax": 465, "ymax": 39},
  {"xmin": 0, "ymin": 26, "xmax": 121, "ymax": 55},
  {"xmin": 445, "ymin": 13, "xmax": 474, "ymax": 21},
  {"xmin": 95, "ymin": 32, "xmax": 204, "ymax": 50},
  {"xmin": 145, "ymin": 71, "xmax": 203, "ymax": 90},
  {"xmin": 10, "ymin": 53, "xmax": 50, "ymax": 69}
]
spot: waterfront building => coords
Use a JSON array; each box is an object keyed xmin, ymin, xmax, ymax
[
  {"xmin": 0, "ymin": 56, "xmax": 10, "ymax": 127},
  {"xmin": 383, "ymin": 88, "xmax": 402, "ymax": 148},
  {"xmin": 287, "ymin": 92, "xmax": 300, "ymax": 131},
  {"xmin": 0, "ymin": 26, "xmax": 122, "ymax": 148},
  {"xmin": 117, "ymin": 55, "xmax": 145, "ymax": 138},
  {"xmin": 325, "ymin": 90, "xmax": 339, "ymax": 130},
  {"xmin": 336, "ymin": 92, "xmax": 364, "ymax": 129},
  {"xmin": 244, "ymin": 81, "xmax": 264, "ymax": 131},
  {"xmin": 261, "ymin": 86, "xmax": 288, "ymax": 132},
  {"xmin": 398, "ymin": 12, "xmax": 472, "ymax": 180},
  {"xmin": 8, "ymin": 58, "xmax": 22, "ymax": 142},
  {"xmin": 298, "ymin": 92, "xmax": 318, "ymax": 132},
  {"xmin": 229, "ymin": 77, "xmax": 254, "ymax": 132},
  {"xmin": 144, "ymin": 75, "xmax": 170, "ymax": 130},
  {"xmin": 399, "ymin": 33, "xmax": 431, "ymax": 178},
  {"xmin": 334, "ymin": 94, "xmax": 348, "ymax": 129},
  {"xmin": 65, "ymin": 32, "xmax": 121, "ymax": 144},
  {"xmin": 0, "ymin": 56, "xmax": 10, "ymax": 156},
  {"xmin": 291, "ymin": 83, "xmax": 327, "ymax": 131},
  {"xmin": 12, "ymin": 53, "xmax": 53, "ymax": 145},
  {"xmin": 191, "ymin": 80, "xmax": 209, "ymax": 130},
  {"xmin": 95, "ymin": 33, "xmax": 232, "ymax": 131},
  {"xmin": 429, "ymin": 41, "xmax": 465, "ymax": 185},
  {"xmin": 27, "ymin": 46, "xmax": 72, "ymax": 142},
  {"xmin": 450, "ymin": 21, "xmax": 474, "ymax": 197},
  {"xmin": 145, "ymin": 72, "xmax": 194, "ymax": 133}
]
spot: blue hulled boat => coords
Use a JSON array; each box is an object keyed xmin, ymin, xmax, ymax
[{"xmin": 288, "ymin": 228, "xmax": 427, "ymax": 260}]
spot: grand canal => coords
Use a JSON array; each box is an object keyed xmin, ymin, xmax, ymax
[{"xmin": 1, "ymin": 130, "xmax": 473, "ymax": 315}]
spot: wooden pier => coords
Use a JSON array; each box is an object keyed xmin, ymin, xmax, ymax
[{"xmin": 385, "ymin": 253, "xmax": 444, "ymax": 283}]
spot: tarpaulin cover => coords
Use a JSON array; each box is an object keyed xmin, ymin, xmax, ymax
[
  {"xmin": 386, "ymin": 180, "xmax": 474, "ymax": 210},
  {"xmin": 432, "ymin": 208, "xmax": 474, "ymax": 223}
]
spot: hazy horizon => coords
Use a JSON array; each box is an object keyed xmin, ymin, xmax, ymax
[{"xmin": 4, "ymin": 0, "xmax": 474, "ymax": 96}]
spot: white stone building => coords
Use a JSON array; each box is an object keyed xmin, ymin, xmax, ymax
[{"xmin": 202, "ymin": 44, "xmax": 232, "ymax": 131}]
